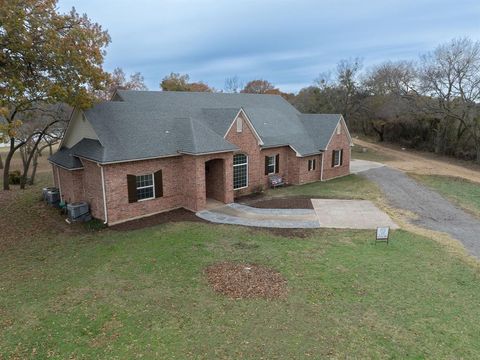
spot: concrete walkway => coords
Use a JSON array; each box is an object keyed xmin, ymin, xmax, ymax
[
  {"xmin": 197, "ymin": 200, "xmax": 398, "ymax": 230},
  {"xmin": 196, "ymin": 203, "xmax": 320, "ymax": 228}
]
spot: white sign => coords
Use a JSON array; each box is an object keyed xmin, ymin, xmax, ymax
[{"xmin": 376, "ymin": 227, "xmax": 390, "ymax": 240}]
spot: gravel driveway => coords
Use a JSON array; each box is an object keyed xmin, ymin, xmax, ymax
[{"xmin": 362, "ymin": 167, "xmax": 480, "ymax": 258}]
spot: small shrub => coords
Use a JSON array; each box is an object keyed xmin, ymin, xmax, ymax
[
  {"xmin": 8, "ymin": 170, "xmax": 21, "ymax": 185},
  {"xmin": 82, "ymin": 218, "xmax": 106, "ymax": 232},
  {"xmin": 252, "ymin": 185, "xmax": 264, "ymax": 194}
]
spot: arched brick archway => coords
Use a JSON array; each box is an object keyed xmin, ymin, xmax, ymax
[{"xmin": 205, "ymin": 158, "xmax": 226, "ymax": 202}]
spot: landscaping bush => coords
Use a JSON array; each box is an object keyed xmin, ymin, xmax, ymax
[{"xmin": 8, "ymin": 170, "xmax": 21, "ymax": 185}]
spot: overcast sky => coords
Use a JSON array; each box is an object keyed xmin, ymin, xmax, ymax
[{"xmin": 58, "ymin": 0, "xmax": 480, "ymax": 93}]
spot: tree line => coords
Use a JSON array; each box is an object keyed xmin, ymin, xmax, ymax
[
  {"xmin": 2, "ymin": 1, "xmax": 479, "ymax": 192},
  {"xmin": 159, "ymin": 38, "xmax": 480, "ymax": 164}
]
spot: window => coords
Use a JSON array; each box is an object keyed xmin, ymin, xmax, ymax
[
  {"xmin": 308, "ymin": 159, "xmax": 316, "ymax": 171},
  {"xmin": 264, "ymin": 154, "xmax": 280, "ymax": 175},
  {"xmin": 236, "ymin": 118, "xmax": 243, "ymax": 132},
  {"xmin": 336, "ymin": 124, "xmax": 341, "ymax": 135},
  {"xmin": 332, "ymin": 150, "xmax": 343, "ymax": 167},
  {"xmin": 127, "ymin": 170, "xmax": 163, "ymax": 203},
  {"xmin": 136, "ymin": 174, "xmax": 155, "ymax": 200},
  {"xmin": 267, "ymin": 155, "xmax": 276, "ymax": 174},
  {"xmin": 233, "ymin": 153, "xmax": 248, "ymax": 189}
]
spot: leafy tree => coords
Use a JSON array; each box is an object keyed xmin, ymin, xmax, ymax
[
  {"xmin": 0, "ymin": 0, "xmax": 110, "ymax": 189},
  {"xmin": 241, "ymin": 79, "xmax": 276, "ymax": 94},
  {"xmin": 188, "ymin": 82, "xmax": 213, "ymax": 92},
  {"xmin": 160, "ymin": 73, "xmax": 213, "ymax": 92}
]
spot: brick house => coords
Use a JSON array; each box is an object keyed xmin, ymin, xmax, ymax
[{"xmin": 49, "ymin": 91, "xmax": 353, "ymax": 225}]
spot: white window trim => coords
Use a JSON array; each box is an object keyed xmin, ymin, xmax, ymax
[
  {"xmin": 308, "ymin": 159, "xmax": 316, "ymax": 171},
  {"xmin": 136, "ymin": 173, "xmax": 155, "ymax": 201},
  {"xmin": 333, "ymin": 150, "xmax": 342, "ymax": 167},
  {"xmin": 233, "ymin": 154, "xmax": 248, "ymax": 190},
  {"xmin": 267, "ymin": 155, "xmax": 276, "ymax": 175}
]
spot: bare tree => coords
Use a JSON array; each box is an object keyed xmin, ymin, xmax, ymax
[
  {"xmin": 224, "ymin": 76, "xmax": 243, "ymax": 93},
  {"xmin": 17, "ymin": 104, "xmax": 69, "ymax": 189},
  {"xmin": 419, "ymin": 38, "xmax": 480, "ymax": 157}
]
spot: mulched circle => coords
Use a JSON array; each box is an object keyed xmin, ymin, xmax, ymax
[{"xmin": 205, "ymin": 262, "xmax": 288, "ymax": 300}]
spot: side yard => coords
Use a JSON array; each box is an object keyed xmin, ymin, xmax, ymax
[{"xmin": 1, "ymin": 168, "xmax": 480, "ymax": 358}]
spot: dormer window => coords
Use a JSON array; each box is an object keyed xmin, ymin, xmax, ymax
[{"xmin": 237, "ymin": 118, "xmax": 243, "ymax": 132}]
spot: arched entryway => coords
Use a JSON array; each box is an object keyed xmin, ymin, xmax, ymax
[{"xmin": 205, "ymin": 158, "xmax": 226, "ymax": 203}]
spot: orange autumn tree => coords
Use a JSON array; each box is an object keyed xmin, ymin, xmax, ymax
[{"xmin": 0, "ymin": 0, "xmax": 111, "ymax": 189}]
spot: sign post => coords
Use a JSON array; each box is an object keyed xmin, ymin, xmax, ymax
[{"xmin": 376, "ymin": 227, "xmax": 390, "ymax": 244}]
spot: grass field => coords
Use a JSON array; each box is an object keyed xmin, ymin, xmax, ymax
[
  {"xmin": 351, "ymin": 143, "xmax": 396, "ymax": 163},
  {"xmin": 266, "ymin": 174, "xmax": 382, "ymax": 201},
  {"xmin": 2, "ymin": 175, "xmax": 480, "ymax": 358},
  {"xmin": 411, "ymin": 174, "xmax": 480, "ymax": 218}
]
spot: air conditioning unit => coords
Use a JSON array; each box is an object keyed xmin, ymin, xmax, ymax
[
  {"xmin": 66, "ymin": 202, "xmax": 91, "ymax": 222},
  {"xmin": 46, "ymin": 189, "xmax": 60, "ymax": 205},
  {"xmin": 42, "ymin": 187, "xmax": 57, "ymax": 201}
]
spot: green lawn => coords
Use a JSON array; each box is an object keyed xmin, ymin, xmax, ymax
[
  {"xmin": 411, "ymin": 174, "xmax": 480, "ymax": 218},
  {"xmin": 2, "ymin": 174, "xmax": 480, "ymax": 358},
  {"xmin": 266, "ymin": 174, "xmax": 382, "ymax": 201},
  {"xmin": 351, "ymin": 143, "xmax": 395, "ymax": 163}
]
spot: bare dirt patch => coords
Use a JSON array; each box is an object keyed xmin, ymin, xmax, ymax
[
  {"xmin": 205, "ymin": 262, "xmax": 287, "ymax": 299},
  {"xmin": 110, "ymin": 208, "xmax": 207, "ymax": 231},
  {"xmin": 354, "ymin": 139, "xmax": 480, "ymax": 183}
]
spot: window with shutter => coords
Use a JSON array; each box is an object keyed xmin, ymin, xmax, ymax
[{"xmin": 266, "ymin": 155, "xmax": 276, "ymax": 174}]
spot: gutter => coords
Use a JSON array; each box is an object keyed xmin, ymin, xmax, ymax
[
  {"xmin": 99, "ymin": 164, "xmax": 108, "ymax": 225},
  {"xmin": 56, "ymin": 167, "xmax": 63, "ymax": 199},
  {"xmin": 320, "ymin": 152, "xmax": 324, "ymax": 181}
]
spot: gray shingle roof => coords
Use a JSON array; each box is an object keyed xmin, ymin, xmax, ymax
[
  {"xmin": 48, "ymin": 146, "xmax": 84, "ymax": 169},
  {"xmin": 50, "ymin": 91, "xmax": 345, "ymax": 167}
]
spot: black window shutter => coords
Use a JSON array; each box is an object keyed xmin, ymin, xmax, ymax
[
  {"xmin": 275, "ymin": 154, "xmax": 280, "ymax": 173},
  {"xmin": 331, "ymin": 151, "xmax": 336, "ymax": 167},
  {"xmin": 313, "ymin": 159, "xmax": 316, "ymax": 170},
  {"xmin": 340, "ymin": 150, "xmax": 343, "ymax": 166},
  {"xmin": 154, "ymin": 170, "xmax": 163, "ymax": 198},
  {"xmin": 127, "ymin": 174, "xmax": 137, "ymax": 203},
  {"xmin": 265, "ymin": 156, "xmax": 269, "ymax": 175}
]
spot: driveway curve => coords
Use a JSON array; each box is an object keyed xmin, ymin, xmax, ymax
[{"xmin": 362, "ymin": 166, "xmax": 480, "ymax": 258}]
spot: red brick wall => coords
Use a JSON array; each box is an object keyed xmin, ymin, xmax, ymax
[
  {"xmin": 103, "ymin": 156, "xmax": 185, "ymax": 224},
  {"xmin": 81, "ymin": 159, "xmax": 105, "ymax": 220},
  {"xmin": 100, "ymin": 152, "xmax": 233, "ymax": 224},
  {"xmin": 297, "ymin": 154, "xmax": 322, "ymax": 184},
  {"xmin": 55, "ymin": 166, "xmax": 84, "ymax": 203},
  {"xmin": 206, "ymin": 159, "xmax": 225, "ymax": 202},
  {"xmin": 322, "ymin": 120, "xmax": 351, "ymax": 180}
]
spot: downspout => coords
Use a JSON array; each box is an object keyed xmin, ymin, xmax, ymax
[
  {"xmin": 320, "ymin": 152, "xmax": 324, "ymax": 181},
  {"xmin": 100, "ymin": 164, "xmax": 108, "ymax": 225},
  {"xmin": 56, "ymin": 167, "xmax": 63, "ymax": 199}
]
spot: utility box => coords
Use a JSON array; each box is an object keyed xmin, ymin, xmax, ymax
[
  {"xmin": 42, "ymin": 187, "xmax": 57, "ymax": 201},
  {"xmin": 67, "ymin": 202, "xmax": 91, "ymax": 222},
  {"xmin": 46, "ymin": 189, "xmax": 60, "ymax": 205}
]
